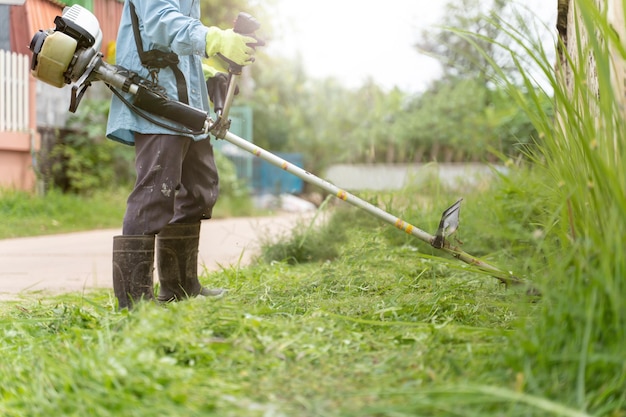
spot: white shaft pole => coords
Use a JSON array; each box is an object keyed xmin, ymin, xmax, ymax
[{"xmin": 221, "ymin": 130, "xmax": 522, "ymax": 286}]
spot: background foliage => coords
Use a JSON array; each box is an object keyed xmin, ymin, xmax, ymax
[{"xmin": 39, "ymin": 0, "xmax": 545, "ymax": 194}]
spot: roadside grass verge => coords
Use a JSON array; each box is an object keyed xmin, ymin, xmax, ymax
[
  {"xmin": 0, "ymin": 173, "xmax": 548, "ymax": 417},
  {"xmin": 0, "ymin": 187, "xmax": 257, "ymax": 239},
  {"xmin": 0, "ymin": 188, "xmax": 128, "ymax": 239}
]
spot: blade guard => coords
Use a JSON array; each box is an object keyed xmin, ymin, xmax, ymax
[{"xmin": 432, "ymin": 198, "xmax": 463, "ymax": 249}]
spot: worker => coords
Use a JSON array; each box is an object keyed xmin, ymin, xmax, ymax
[{"xmin": 105, "ymin": 0, "xmax": 257, "ymax": 309}]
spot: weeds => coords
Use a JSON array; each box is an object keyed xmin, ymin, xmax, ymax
[
  {"xmin": 0, "ymin": 181, "xmax": 535, "ymax": 416},
  {"xmin": 449, "ymin": 0, "xmax": 626, "ymax": 414}
]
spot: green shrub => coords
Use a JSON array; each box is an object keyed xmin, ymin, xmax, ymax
[{"xmin": 44, "ymin": 100, "xmax": 134, "ymax": 194}]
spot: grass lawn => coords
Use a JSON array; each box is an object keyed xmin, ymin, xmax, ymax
[
  {"xmin": 0, "ymin": 178, "xmax": 597, "ymax": 417},
  {"xmin": 0, "ymin": 187, "xmax": 258, "ymax": 240},
  {"xmin": 0, "ymin": 234, "xmax": 527, "ymax": 416}
]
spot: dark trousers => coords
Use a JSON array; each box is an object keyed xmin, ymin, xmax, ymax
[{"xmin": 122, "ymin": 133, "xmax": 219, "ymax": 236}]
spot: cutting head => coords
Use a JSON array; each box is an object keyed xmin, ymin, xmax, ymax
[{"xmin": 432, "ymin": 198, "xmax": 463, "ymax": 249}]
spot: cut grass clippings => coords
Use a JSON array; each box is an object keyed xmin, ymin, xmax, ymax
[{"xmin": 0, "ymin": 190, "xmax": 541, "ymax": 416}]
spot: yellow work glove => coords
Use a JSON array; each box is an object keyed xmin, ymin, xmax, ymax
[
  {"xmin": 205, "ymin": 26, "xmax": 257, "ymax": 67},
  {"xmin": 203, "ymin": 55, "xmax": 230, "ymax": 75}
]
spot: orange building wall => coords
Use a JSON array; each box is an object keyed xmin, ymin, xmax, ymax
[{"xmin": 10, "ymin": 0, "xmax": 123, "ymax": 57}]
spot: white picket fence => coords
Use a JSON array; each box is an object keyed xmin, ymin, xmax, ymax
[{"xmin": 0, "ymin": 50, "xmax": 30, "ymax": 132}]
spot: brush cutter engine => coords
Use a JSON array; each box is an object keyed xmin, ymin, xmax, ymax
[
  {"xmin": 30, "ymin": 4, "xmax": 103, "ymax": 88},
  {"xmin": 28, "ymin": 4, "xmax": 258, "ymax": 136}
]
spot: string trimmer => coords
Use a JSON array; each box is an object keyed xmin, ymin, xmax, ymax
[{"xmin": 29, "ymin": 5, "xmax": 527, "ymax": 288}]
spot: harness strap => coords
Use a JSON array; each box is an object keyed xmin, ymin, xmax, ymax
[{"xmin": 129, "ymin": 2, "xmax": 189, "ymax": 104}]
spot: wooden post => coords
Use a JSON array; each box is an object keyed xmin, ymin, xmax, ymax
[{"xmin": 557, "ymin": 0, "xmax": 626, "ymax": 111}]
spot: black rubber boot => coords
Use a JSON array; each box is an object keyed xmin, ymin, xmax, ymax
[
  {"xmin": 112, "ymin": 235, "xmax": 156, "ymax": 310},
  {"xmin": 156, "ymin": 223, "xmax": 226, "ymax": 302}
]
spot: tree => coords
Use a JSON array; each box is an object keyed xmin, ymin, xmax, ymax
[
  {"xmin": 398, "ymin": 0, "xmax": 547, "ymax": 161},
  {"xmin": 417, "ymin": 0, "xmax": 514, "ymax": 88}
]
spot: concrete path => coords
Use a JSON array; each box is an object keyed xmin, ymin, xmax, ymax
[{"xmin": 0, "ymin": 214, "xmax": 308, "ymax": 301}]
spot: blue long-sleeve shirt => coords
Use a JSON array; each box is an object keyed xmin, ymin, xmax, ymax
[{"xmin": 106, "ymin": 0, "xmax": 210, "ymax": 145}]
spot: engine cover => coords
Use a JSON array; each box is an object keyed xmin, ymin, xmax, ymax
[
  {"xmin": 29, "ymin": 4, "xmax": 103, "ymax": 88},
  {"xmin": 30, "ymin": 30, "xmax": 78, "ymax": 88}
]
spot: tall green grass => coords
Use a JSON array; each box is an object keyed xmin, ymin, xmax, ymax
[{"xmin": 445, "ymin": 0, "xmax": 626, "ymax": 414}]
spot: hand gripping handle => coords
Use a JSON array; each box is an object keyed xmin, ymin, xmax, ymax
[{"xmin": 215, "ymin": 12, "xmax": 263, "ymax": 129}]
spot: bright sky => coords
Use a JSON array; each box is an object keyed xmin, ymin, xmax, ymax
[{"xmin": 264, "ymin": 0, "xmax": 558, "ymax": 93}]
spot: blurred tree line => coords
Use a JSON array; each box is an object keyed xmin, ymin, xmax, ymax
[
  {"xmin": 45, "ymin": 0, "xmax": 551, "ymax": 193},
  {"xmin": 242, "ymin": 0, "xmax": 551, "ymax": 175}
]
